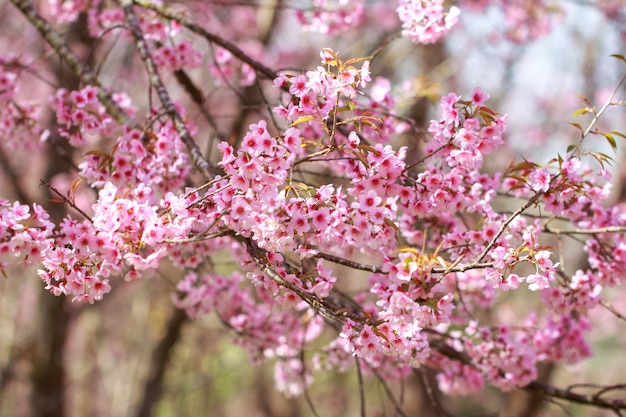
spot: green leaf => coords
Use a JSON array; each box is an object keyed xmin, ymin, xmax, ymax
[
  {"xmin": 600, "ymin": 131, "xmax": 617, "ymax": 151},
  {"xmin": 322, "ymin": 48, "xmax": 341, "ymax": 66},
  {"xmin": 569, "ymin": 122, "xmax": 583, "ymax": 133},
  {"xmin": 610, "ymin": 54, "xmax": 626, "ymax": 64},
  {"xmin": 575, "ymin": 94, "xmax": 593, "ymax": 108},
  {"xmin": 572, "ymin": 107, "xmax": 591, "ymax": 117},
  {"xmin": 396, "ymin": 247, "xmax": 420, "ymax": 255},
  {"xmin": 610, "ymin": 130, "xmax": 626, "ymax": 140},
  {"xmin": 291, "ymin": 115, "xmax": 316, "ymax": 126}
]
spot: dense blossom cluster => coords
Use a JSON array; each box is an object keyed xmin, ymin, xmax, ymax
[
  {"xmin": 459, "ymin": 0, "xmax": 561, "ymax": 43},
  {"xmin": 1, "ymin": 0, "xmax": 625, "ymax": 411},
  {"xmin": 0, "ymin": 200, "xmax": 52, "ymax": 275},
  {"xmin": 78, "ymin": 122, "xmax": 191, "ymax": 198},
  {"xmin": 51, "ymin": 86, "xmax": 117, "ymax": 147},
  {"xmin": 0, "ymin": 57, "xmax": 47, "ymax": 151},
  {"xmin": 397, "ymin": 0, "xmax": 461, "ymax": 44},
  {"xmin": 296, "ymin": 0, "xmax": 365, "ymax": 34}
]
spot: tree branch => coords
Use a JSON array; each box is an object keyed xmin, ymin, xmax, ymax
[
  {"xmin": 119, "ymin": 0, "xmax": 215, "ymax": 180},
  {"xmin": 132, "ymin": 0, "xmax": 277, "ymax": 80},
  {"xmin": 10, "ymin": 0, "xmax": 135, "ymax": 127}
]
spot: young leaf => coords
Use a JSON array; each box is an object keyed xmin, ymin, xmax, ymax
[
  {"xmin": 598, "ymin": 131, "xmax": 617, "ymax": 151},
  {"xmin": 291, "ymin": 115, "xmax": 317, "ymax": 126},
  {"xmin": 572, "ymin": 107, "xmax": 591, "ymax": 117},
  {"xmin": 609, "ymin": 130, "xmax": 626, "ymax": 140},
  {"xmin": 610, "ymin": 54, "xmax": 626, "ymax": 64}
]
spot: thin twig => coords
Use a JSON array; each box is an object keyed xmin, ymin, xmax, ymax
[
  {"xmin": 132, "ymin": 0, "xmax": 277, "ymax": 80},
  {"xmin": 119, "ymin": 0, "xmax": 215, "ymax": 180},
  {"xmin": 370, "ymin": 367, "xmax": 410, "ymax": 417},
  {"xmin": 576, "ymin": 70, "xmax": 626, "ymax": 145},
  {"xmin": 600, "ymin": 300, "xmax": 626, "ymax": 322},
  {"xmin": 10, "ymin": 0, "xmax": 135, "ymax": 127},
  {"xmin": 173, "ymin": 68, "xmax": 225, "ymax": 140},
  {"xmin": 355, "ymin": 358, "xmax": 366, "ymax": 417},
  {"xmin": 300, "ymin": 318, "xmax": 321, "ymax": 417},
  {"xmin": 315, "ymin": 252, "xmax": 383, "ymax": 274},
  {"xmin": 40, "ymin": 179, "xmax": 93, "ymax": 222},
  {"xmin": 474, "ymin": 192, "xmax": 542, "ymax": 264},
  {"xmin": 544, "ymin": 225, "xmax": 626, "ymax": 235},
  {"xmin": 367, "ymin": 31, "xmax": 402, "ymax": 64},
  {"xmin": 525, "ymin": 380, "xmax": 626, "ymax": 414}
]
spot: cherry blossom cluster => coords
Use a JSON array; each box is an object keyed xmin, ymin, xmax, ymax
[
  {"xmin": 78, "ymin": 122, "xmax": 190, "ymax": 199},
  {"xmin": 35, "ymin": 177, "xmax": 218, "ymax": 303},
  {"xmin": 0, "ymin": 200, "xmax": 53, "ymax": 276},
  {"xmin": 396, "ymin": 0, "xmax": 461, "ymax": 44},
  {"xmin": 87, "ymin": 3, "xmax": 181, "ymax": 40},
  {"xmin": 208, "ymin": 47, "xmax": 257, "ymax": 87},
  {"xmin": 0, "ymin": 58, "xmax": 47, "ymax": 151},
  {"xmin": 460, "ymin": 0, "xmax": 562, "ymax": 43},
  {"xmin": 3, "ymin": 0, "xmax": 626, "ymax": 409},
  {"xmin": 433, "ymin": 311, "xmax": 592, "ymax": 395},
  {"xmin": 175, "ymin": 267, "xmax": 324, "ymax": 394},
  {"xmin": 274, "ymin": 49, "xmax": 371, "ymax": 125},
  {"xmin": 296, "ymin": 0, "xmax": 365, "ymax": 34},
  {"xmin": 28, "ymin": 54, "xmax": 621, "ymax": 395},
  {"xmin": 152, "ymin": 40, "xmax": 202, "ymax": 71},
  {"xmin": 35, "ymin": 181, "xmax": 168, "ymax": 302},
  {"xmin": 46, "ymin": 0, "xmax": 92, "ymax": 24},
  {"xmin": 50, "ymin": 86, "xmax": 121, "ymax": 147}
]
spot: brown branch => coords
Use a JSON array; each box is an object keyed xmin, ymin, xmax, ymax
[
  {"xmin": 402, "ymin": 140, "xmax": 451, "ymax": 174},
  {"xmin": 367, "ymin": 31, "xmax": 402, "ymax": 64},
  {"xmin": 244, "ymin": 238, "xmax": 378, "ymax": 327},
  {"xmin": 172, "ymin": 68, "xmax": 225, "ymax": 141},
  {"xmin": 429, "ymin": 334, "xmax": 626, "ymax": 414},
  {"xmin": 574, "ymin": 69, "xmax": 626, "ymax": 148},
  {"xmin": 369, "ymin": 366, "xmax": 410, "ymax": 417},
  {"xmin": 431, "ymin": 261, "xmax": 493, "ymax": 274},
  {"xmin": 40, "ymin": 179, "xmax": 93, "ymax": 222},
  {"xmin": 10, "ymin": 0, "xmax": 135, "ymax": 127},
  {"xmin": 474, "ymin": 192, "xmax": 542, "ymax": 264},
  {"xmin": 132, "ymin": 0, "xmax": 277, "ymax": 80},
  {"xmin": 525, "ymin": 381, "xmax": 626, "ymax": 414},
  {"xmin": 544, "ymin": 225, "xmax": 626, "ymax": 235},
  {"xmin": 314, "ymin": 251, "xmax": 383, "ymax": 274},
  {"xmin": 119, "ymin": 0, "xmax": 215, "ymax": 180},
  {"xmin": 600, "ymin": 300, "xmax": 626, "ymax": 322},
  {"xmin": 355, "ymin": 358, "xmax": 366, "ymax": 417}
]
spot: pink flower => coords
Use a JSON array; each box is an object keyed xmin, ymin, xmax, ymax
[
  {"xmin": 527, "ymin": 273, "xmax": 551, "ymax": 291},
  {"xmin": 529, "ymin": 168, "xmax": 551, "ymax": 193},
  {"xmin": 471, "ymin": 87, "xmax": 490, "ymax": 105}
]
